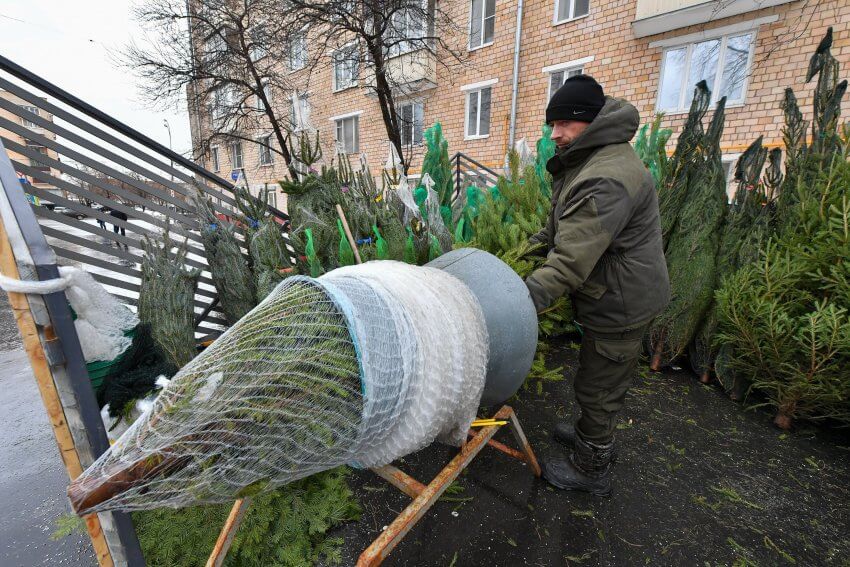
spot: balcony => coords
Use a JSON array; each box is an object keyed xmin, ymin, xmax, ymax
[
  {"xmin": 364, "ymin": 48, "xmax": 437, "ymax": 97},
  {"xmin": 632, "ymin": 0, "xmax": 795, "ymax": 38}
]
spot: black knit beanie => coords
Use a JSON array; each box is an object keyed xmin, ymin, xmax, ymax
[{"xmin": 546, "ymin": 74, "xmax": 605, "ymax": 123}]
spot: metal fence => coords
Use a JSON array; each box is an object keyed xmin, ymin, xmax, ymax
[{"xmin": 0, "ymin": 54, "xmax": 288, "ymax": 339}]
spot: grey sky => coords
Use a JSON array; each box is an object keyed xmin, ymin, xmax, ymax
[{"xmin": 0, "ymin": 0, "xmax": 193, "ymax": 155}]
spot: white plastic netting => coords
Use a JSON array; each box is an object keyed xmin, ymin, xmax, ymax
[
  {"xmin": 64, "ymin": 267, "xmax": 139, "ymax": 362},
  {"xmin": 69, "ymin": 261, "xmax": 488, "ymax": 515}
]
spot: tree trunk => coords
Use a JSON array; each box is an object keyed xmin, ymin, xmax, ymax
[
  {"xmin": 773, "ymin": 412, "xmax": 792, "ymax": 430},
  {"xmin": 369, "ymin": 44, "xmax": 407, "ymax": 176}
]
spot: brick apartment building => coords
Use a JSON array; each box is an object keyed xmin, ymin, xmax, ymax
[
  {"xmin": 190, "ymin": 0, "xmax": 850, "ymax": 207},
  {"xmin": 0, "ymin": 89, "xmax": 64, "ymax": 205}
]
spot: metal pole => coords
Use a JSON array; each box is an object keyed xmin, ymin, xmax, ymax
[
  {"xmin": 163, "ymin": 118, "xmax": 175, "ymax": 198},
  {"xmin": 508, "ymin": 0, "xmax": 525, "ymax": 150}
]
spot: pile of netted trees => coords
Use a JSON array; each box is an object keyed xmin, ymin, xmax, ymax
[{"xmin": 646, "ymin": 29, "xmax": 849, "ymax": 430}]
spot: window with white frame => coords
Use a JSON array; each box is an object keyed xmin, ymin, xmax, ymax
[
  {"xmin": 721, "ymin": 155, "xmax": 740, "ymax": 202},
  {"xmin": 266, "ymin": 189, "xmax": 277, "ymax": 208},
  {"xmin": 657, "ymin": 31, "xmax": 755, "ymax": 112},
  {"xmin": 388, "ymin": 4, "xmax": 426, "ymax": 58},
  {"xmin": 398, "ymin": 101, "xmax": 424, "ymax": 146},
  {"xmin": 332, "ymin": 0, "xmax": 357, "ymax": 21},
  {"xmin": 204, "ymin": 33, "xmax": 227, "ymax": 67},
  {"xmin": 335, "ymin": 115, "xmax": 360, "ymax": 154},
  {"xmin": 333, "ymin": 45, "xmax": 359, "ymax": 91},
  {"xmin": 289, "ymin": 28, "xmax": 308, "ymax": 71},
  {"xmin": 248, "ymin": 24, "xmax": 268, "ymax": 61},
  {"xmin": 210, "ymin": 85, "xmax": 237, "ymax": 121},
  {"xmin": 465, "ymin": 86, "xmax": 492, "ymax": 139},
  {"xmin": 210, "ymin": 146, "xmax": 220, "ymax": 172},
  {"xmin": 256, "ymin": 82, "xmax": 272, "ymax": 112},
  {"xmin": 258, "ymin": 134, "xmax": 274, "ymax": 166},
  {"xmin": 289, "ymin": 93, "xmax": 311, "ymax": 131},
  {"xmin": 548, "ymin": 66, "xmax": 584, "ymax": 99},
  {"xmin": 555, "ymin": 0, "xmax": 589, "ymax": 24},
  {"xmin": 20, "ymin": 106, "xmax": 40, "ymax": 128},
  {"xmin": 230, "ymin": 140, "xmax": 243, "ymax": 169},
  {"xmin": 469, "ymin": 0, "xmax": 495, "ymax": 50}
]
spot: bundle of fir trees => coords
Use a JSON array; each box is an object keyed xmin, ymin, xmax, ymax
[
  {"xmin": 715, "ymin": 28, "xmax": 850, "ymax": 429},
  {"xmin": 649, "ymin": 83, "xmax": 729, "ymax": 370},
  {"xmin": 688, "ymin": 138, "xmax": 782, "ymax": 389}
]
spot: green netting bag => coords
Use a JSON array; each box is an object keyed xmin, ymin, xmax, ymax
[
  {"xmin": 428, "ymin": 234, "xmax": 443, "ymax": 261},
  {"xmin": 414, "ymin": 185, "xmax": 428, "ymax": 219},
  {"xmin": 337, "ymin": 219, "xmax": 355, "ymax": 266},
  {"xmin": 534, "ymin": 124, "xmax": 556, "ymax": 197},
  {"xmin": 305, "ymin": 228, "xmax": 323, "ymax": 278},
  {"xmin": 421, "ymin": 122, "xmax": 454, "ymax": 207},
  {"xmin": 403, "ymin": 229, "xmax": 416, "ymax": 264},
  {"xmin": 373, "ymin": 224, "xmax": 389, "ymax": 260}
]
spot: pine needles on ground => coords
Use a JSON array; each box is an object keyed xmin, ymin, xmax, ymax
[{"xmin": 138, "ymin": 231, "xmax": 200, "ymax": 368}]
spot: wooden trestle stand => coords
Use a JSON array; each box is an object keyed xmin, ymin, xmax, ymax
[{"xmin": 206, "ymin": 405, "xmax": 540, "ymax": 567}]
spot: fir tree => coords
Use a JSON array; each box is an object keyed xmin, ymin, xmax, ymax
[
  {"xmin": 649, "ymin": 94, "xmax": 728, "ymax": 369},
  {"xmin": 716, "ymin": 28, "xmax": 850, "ymax": 429},
  {"xmin": 690, "ymin": 137, "xmax": 775, "ymax": 382},
  {"xmin": 420, "ymin": 122, "xmax": 454, "ymax": 212},
  {"xmin": 193, "ymin": 194, "xmax": 257, "ymax": 324},
  {"xmin": 658, "ymin": 82, "xmax": 711, "ymax": 245},
  {"xmin": 138, "ymin": 230, "xmax": 200, "ymax": 368},
  {"xmin": 470, "ymin": 150, "xmax": 549, "ymax": 255},
  {"xmin": 251, "ymin": 217, "xmax": 293, "ymax": 300},
  {"xmin": 134, "ymin": 468, "xmax": 359, "ymax": 567}
]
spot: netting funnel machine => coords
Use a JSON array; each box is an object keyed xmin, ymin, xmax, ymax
[{"xmin": 68, "ymin": 248, "xmax": 538, "ymax": 515}]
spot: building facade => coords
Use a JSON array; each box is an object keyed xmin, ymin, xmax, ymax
[
  {"xmin": 190, "ymin": 0, "xmax": 850, "ymax": 205},
  {"xmin": 0, "ymin": 89, "xmax": 63, "ymax": 204}
]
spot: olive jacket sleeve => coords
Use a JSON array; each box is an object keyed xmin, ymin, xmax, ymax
[{"xmin": 525, "ymin": 177, "xmax": 634, "ymax": 312}]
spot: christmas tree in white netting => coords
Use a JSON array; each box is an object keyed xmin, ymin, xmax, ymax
[{"xmin": 69, "ymin": 261, "xmax": 488, "ymax": 515}]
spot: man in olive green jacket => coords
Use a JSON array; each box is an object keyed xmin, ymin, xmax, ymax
[{"xmin": 526, "ymin": 75, "xmax": 670, "ymax": 496}]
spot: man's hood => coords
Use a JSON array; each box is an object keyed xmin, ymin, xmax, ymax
[{"xmin": 550, "ymin": 97, "xmax": 640, "ymax": 172}]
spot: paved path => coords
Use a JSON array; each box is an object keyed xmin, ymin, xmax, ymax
[{"xmin": 0, "ymin": 293, "xmax": 96, "ymax": 566}]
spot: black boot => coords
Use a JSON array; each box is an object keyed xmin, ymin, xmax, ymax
[
  {"xmin": 553, "ymin": 422, "xmax": 618, "ymax": 463},
  {"xmin": 542, "ymin": 433, "xmax": 614, "ymax": 497}
]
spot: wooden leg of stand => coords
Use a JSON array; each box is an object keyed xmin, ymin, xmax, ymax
[
  {"xmin": 206, "ymin": 498, "xmax": 252, "ymax": 567},
  {"xmin": 372, "ymin": 465, "xmax": 426, "ymax": 499},
  {"xmin": 356, "ymin": 406, "xmax": 512, "ymax": 567},
  {"xmin": 507, "ymin": 408, "xmax": 542, "ymax": 477}
]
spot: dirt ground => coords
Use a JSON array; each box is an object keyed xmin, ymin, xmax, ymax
[{"xmin": 336, "ymin": 342, "xmax": 850, "ymax": 567}]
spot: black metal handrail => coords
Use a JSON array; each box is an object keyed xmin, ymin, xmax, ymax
[{"xmin": 451, "ymin": 151, "xmax": 500, "ymax": 194}]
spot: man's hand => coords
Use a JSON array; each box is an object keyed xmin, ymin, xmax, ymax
[{"xmin": 525, "ymin": 277, "xmax": 553, "ymax": 314}]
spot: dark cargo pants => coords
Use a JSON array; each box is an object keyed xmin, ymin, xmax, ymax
[{"xmin": 573, "ymin": 324, "xmax": 647, "ymax": 444}]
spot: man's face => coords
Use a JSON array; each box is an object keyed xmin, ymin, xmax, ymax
[{"xmin": 550, "ymin": 120, "xmax": 591, "ymax": 148}]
